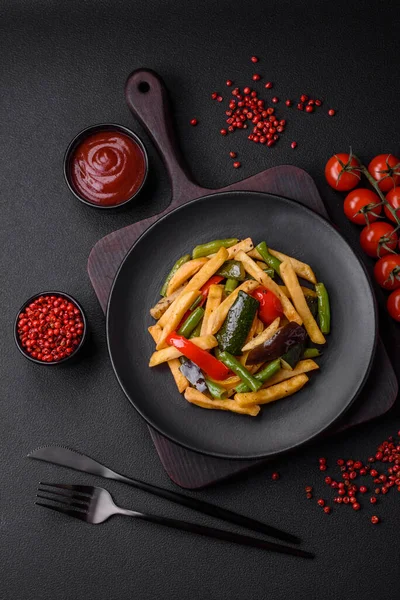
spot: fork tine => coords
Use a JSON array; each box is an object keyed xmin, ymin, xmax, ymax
[
  {"xmin": 36, "ymin": 493, "xmax": 90, "ymax": 510},
  {"xmin": 35, "ymin": 501, "xmax": 89, "ymax": 522},
  {"xmin": 39, "ymin": 482, "xmax": 94, "ymax": 495},
  {"xmin": 37, "ymin": 486, "xmax": 91, "ymax": 503}
]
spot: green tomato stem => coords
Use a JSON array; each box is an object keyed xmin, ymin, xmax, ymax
[{"xmin": 352, "ymin": 155, "xmax": 400, "ymax": 230}]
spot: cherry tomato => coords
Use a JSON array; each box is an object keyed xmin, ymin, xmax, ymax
[
  {"xmin": 343, "ymin": 188, "xmax": 382, "ymax": 225},
  {"xmin": 359, "ymin": 222, "xmax": 398, "ymax": 258},
  {"xmin": 384, "ymin": 187, "xmax": 400, "ymax": 223},
  {"xmin": 368, "ymin": 154, "xmax": 400, "ymax": 192},
  {"xmin": 325, "ymin": 153, "xmax": 360, "ymax": 191},
  {"xmin": 252, "ymin": 287, "xmax": 283, "ymax": 325},
  {"xmin": 373, "ymin": 255, "xmax": 400, "ymax": 290},
  {"xmin": 387, "ymin": 289, "xmax": 400, "ymax": 322}
]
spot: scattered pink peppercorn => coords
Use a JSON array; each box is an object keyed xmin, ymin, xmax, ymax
[{"xmin": 371, "ymin": 516, "xmax": 380, "ymax": 524}]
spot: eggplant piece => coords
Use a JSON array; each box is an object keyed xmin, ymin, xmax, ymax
[
  {"xmin": 179, "ymin": 360, "xmax": 207, "ymax": 392},
  {"xmin": 305, "ymin": 295, "xmax": 318, "ymax": 319},
  {"xmin": 247, "ymin": 322, "xmax": 307, "ymax": 365},
  {"xmin": 280, "ymin": 342, "xmax": 305, "ymax": 370}
]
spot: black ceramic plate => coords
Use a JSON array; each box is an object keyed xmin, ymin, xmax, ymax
[{"xmin": 107, "ymin": 191, "xmax": 377, "ymax": 459}]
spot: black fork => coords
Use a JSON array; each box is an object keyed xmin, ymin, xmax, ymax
[{"xmin": 36, "ymin": 483, "xmax": 314, "ymax": 559}]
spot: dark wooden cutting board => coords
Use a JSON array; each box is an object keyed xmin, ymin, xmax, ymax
[{"xmin": 87, "ymin": 70, "xmax": 398, "ymax": 488}]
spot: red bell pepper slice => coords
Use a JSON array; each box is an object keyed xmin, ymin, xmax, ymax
[
  {"xmin": 166, "ymin": 332, "xmax": 230, "ymax": 380},
  {"xmin": 199, "ymin": 275, "xmax": 224, "ymax": 307},
  {"xmin": 252, "ymin": 286, "xmax": 283, "ymax": 325},
  {"xmin": 179, "ymin": 276, "xmax": 224, "ymax": 328}
]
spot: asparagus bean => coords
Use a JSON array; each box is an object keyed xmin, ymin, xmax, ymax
[
  {"xmin": 235, "ymin": 359, "xmax": 281, "ymax": 393},
  {"xmin": 178, "ymin": 307, "xmax": 205, "ymax": 338},
  {"xmin": 160, "ymin": 254, "xmax": 191, "ymax": 297},
  {"xmin": 215, "ymin": 350, "xmax": 263, "ymax": 392},
  {"xmin": 192, "ymin": 238, "xmax": 238, "ymax": 259},
  {"xmin": 256, "ymin": 242, "xmax": 281, "ymax": 276},
  {"xmin": 315, "ymin": 283, "xmax": 331, "ymax": 334}
]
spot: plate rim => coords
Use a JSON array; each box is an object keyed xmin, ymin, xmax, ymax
[{"xmin": 106, "ymin": 190, "xmax": 378, "ymax": 460}]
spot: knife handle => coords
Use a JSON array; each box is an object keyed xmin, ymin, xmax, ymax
[{"xmin": 114, "ymin": 473, "xmax": 300, "ymax": 545}]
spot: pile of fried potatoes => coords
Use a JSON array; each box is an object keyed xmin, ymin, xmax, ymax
[{"xmin": 148, "ymin": 238, "xmax": 325, "ymax": 417}]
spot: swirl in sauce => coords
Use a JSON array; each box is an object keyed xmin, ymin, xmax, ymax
[{"xmin": 70, "ymin": 130, "xmax": 146, "ymax": 206}]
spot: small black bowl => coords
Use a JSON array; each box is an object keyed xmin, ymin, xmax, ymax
[
  {"xmin": 14, "ymin": 291, "xmax": 88, "ymax": 365},
  {"xmin": 63, "ymin": 123, "xmax": 149, "ymax": 209}
]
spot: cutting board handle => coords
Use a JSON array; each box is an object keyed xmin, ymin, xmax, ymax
[{"xmin": 125, "ymin": 69, "xmax": 207, "ymax": 205}]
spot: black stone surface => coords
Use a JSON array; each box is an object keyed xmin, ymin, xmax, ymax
[{"xmin": 2, "ymin": 1, "xmax": 400, "ymax": 599}]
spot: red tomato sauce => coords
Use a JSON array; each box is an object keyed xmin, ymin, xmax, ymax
[{"xmin": 70, "ymin": 130, "xmax": 146, "ymax": 206}]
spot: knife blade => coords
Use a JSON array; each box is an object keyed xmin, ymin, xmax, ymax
[
  {"xmin": 28, "ymin": 445, "xmax": 134, "ymax": 483},
  {"xmin": 28, "ymin": 445, "xmax": 302, "ymax": 545}
]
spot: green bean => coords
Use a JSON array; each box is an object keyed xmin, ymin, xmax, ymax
[
  {"xmin": 315, "ymin": 283, "xmax": 330, "ymax": 334},
  {"xmin": 225, "ymin": 278, "xmax": 239, "ymax": 295},
  {"xmin": 235, "ymin": 359, "xmax": 281, "ymax": 393},
  {"xmin": 303, "ymin": 348, "xmax": 321, "ymax": 359},
  {"xmin": 160, "ymin": 254, "xmax": 191, "ymax": 297},
  {"xmin": 192, "ymin": 238, "xmax": 238, "ymax": 259},
  {"xmin": 178, "ymin": 307, "xmax": 205, "ymax": 338},
  {"xmin": 205, "ymin": 377, "xmax": 228, "ymax": 400},
  {"xmin": 245, "ymin": 269, "xmax": 274, "ymax": 281},
  {"xmin": 189, "ymin": 295, "xmax": 203, "ymax": 311},
  {"xmin": 264, "ymin": 268, "xmax": 275, "ymax": 278},
  {"xmin": 215, "ymin": 350, "xmax": 263, "ymax": 392},
  {"xmin": 256, "ymin": 242, "xmax": 281, "ymax": 276},
  {"xmin": 189, "ymin": 321, "xmax": 203, "ymax": 339}
]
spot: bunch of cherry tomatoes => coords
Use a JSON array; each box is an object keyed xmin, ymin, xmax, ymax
[{"xmin": 325, "ymin": 152, "xmax": 400, "ymax": 322}]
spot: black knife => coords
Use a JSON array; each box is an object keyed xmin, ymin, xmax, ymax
[{"xmin": 28, "ymin": 445, "xmax": 302, "ymax": 546}]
